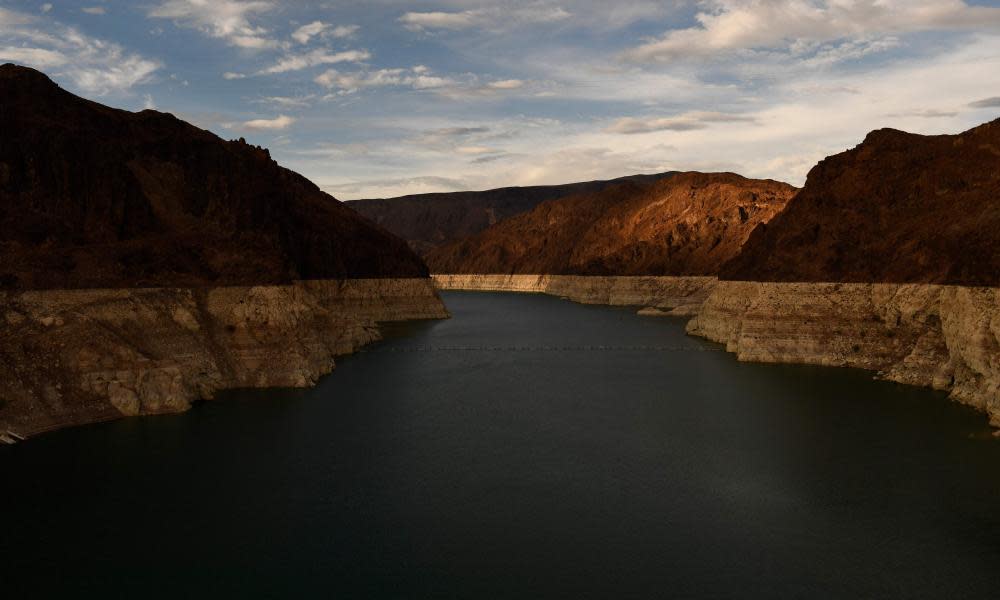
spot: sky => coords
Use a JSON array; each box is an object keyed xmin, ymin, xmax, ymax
[{"xmin": 2, "ymin": 1, "xmax": 1000, "ymax": 199}]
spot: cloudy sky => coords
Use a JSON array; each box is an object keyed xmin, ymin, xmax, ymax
[{"xmin": 2, "ymin": 1, "xmax": 1000, "ymax": 199}]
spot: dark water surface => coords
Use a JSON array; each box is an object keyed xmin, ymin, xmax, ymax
[{"xmin": 4, "ymin": 291, "xmax": 1000, "ymax": 598}]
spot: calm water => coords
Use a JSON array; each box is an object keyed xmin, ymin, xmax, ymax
[{"xmin": 3, "ymin": 291, "xmax": 1000, "ymax": 598}]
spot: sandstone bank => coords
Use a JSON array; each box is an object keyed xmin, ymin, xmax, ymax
[
  {"xmin": 436, "ymin": 274, "xmax": 1000, "ymax": 428},
  {"xmin": 0, "ymin": 279, "xmax": 447, "ymax": 441},
  {"xmin": 433, "ymin": 274, "xmax": 716, "ymax": 313},
  {"xmin": 687, "ymin": 281, "xmax": 1000, "ymax": 426}
]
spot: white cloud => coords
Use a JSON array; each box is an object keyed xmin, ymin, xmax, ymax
[
  {"xmin": 411, "ymin": 126, "xmax": 491, "ymax": 146},
  {"xmin": 400, "ymin": 11, "xmax": 478, "ymax": 31},
  {"xmin": 292, "ymin": 20, "xmax": 327, "ymax": 44},
  {"xmin": 969, "ymin": 96, "xmax": 1000, "ymax": 108},
  {"xmin": 455, "ymin": 146, "xmax": 499, "ymax": 155},
  {"xmin": 0, "ymin": 46, "xmax": 66, "ymax": 67},
  {"xmin": 0, "ymin": 7, "xmax": 34, "ymax": 26},
  {"xmin": 315, "ymin": 66, "xmax": 453, "ymax": 94},
  {"xmin": 228, "ymin": 114, "xmax": 296, "ymax": 131},
  {"xmin": 222, "ymin": 71, "xmax": 246, "ymax": 79},
  {"xmin": 607, "ymin": 111, "xmax": 757, "ymax": 134},
  {"xmin": 312, "ymin": 64, "xmax": 539, "ymax": 100},
  {"xmin": 290, "ymin": 21, "xmax": 357, "ymax": 44},
  {"xmin": 254, "ymin": 95, "xmax": 315, "ymax": 108},
  {"xmin": 886, "ymin": 108, "xmax": 959, "ymax": 119},
  {"xmin": 73, "ymin": 54, "xmax": 160, "ymax": 94},
  {"xmin": 488, "ymin": 79, "xmax": 525, "ymax": 90},
  {"xmin": 82, "ymin": 6, "xmax": 106, "ymax": 15},
  {"xmin": 624, "ymin": 0, "xmax": 1000, "ymax": 63},
  {"xmin": 143, "ymin": 93, "xmax": 156, "ymax": 109},
  {"xmin": 289, "ymin": 31, "xmax": 1000, "ymax": 199},
  {"xmin": 259, "ymin": 48, "xmax": 370, "ymax": 75},
  {"xmin": 399, "ymin": 6, "xmax": 571, "ymax": 32},
  {"xmin": 41, "ymin": 3, "xmax": 52, "ymax": 13},
  {"xmin": 328, "ymin": 176, "xmax": 470, "ymax": 198},
  {"xmin": 0, "ymin": 7, "xmax": 159, "ymax": 94},
  {"xmin": 149, "ymin": 0, "xmax": 279, "ymax": 49},
  {"xmin": 330, "ymin": 25, "xmax": 360, "ymax": 38}
]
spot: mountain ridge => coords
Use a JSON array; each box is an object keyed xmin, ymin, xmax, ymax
[
  {"xmin": 348, "ymin": 172, "xmax": 679, "ymax": 255},
  {"xmin": 0, "ymin": 63, "xmax": 429, "ymax": 290},
  {"xmin": 721, "ymin": 119, "xmax": 1000, "ymax": 285},
  {"xmin": 425, "ymin": 172, "xmax": 797, "ymax": 276}
]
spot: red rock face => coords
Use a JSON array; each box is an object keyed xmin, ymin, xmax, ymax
[
  {"xmin": 721, "ymin": 120, "xmax": 1000, "ymax": 285},
  {"xmin": 0, "ymin": 64, "xmax": 429, "ymax": 290},
  {"xmin": 425, "ymin": 172, "xmax": 796, "ymax": 275},
  {"xmin": 348, "ymin": 173, "xmax": 677, "ymax": 256}
]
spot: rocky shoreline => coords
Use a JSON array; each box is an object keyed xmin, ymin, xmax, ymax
[
  {"xmin": 432, "ymin": 274, "xmax": 716, "ymax": 314},
  {"xmin": 434, "ymin": 274, "xmax": 1000, "ymax": 428},
  {"xmin": 1, "ymin": 279, "xmax": 448, "ymax": 442},
  {"xmin": 688, "ymin": 281, "xmax": 1000, "ymax": 427}
]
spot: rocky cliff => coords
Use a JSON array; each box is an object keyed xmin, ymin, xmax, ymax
[
  {"xmin": 433, "ymin": 274, "xmax": 716, "ymax": 315},
  {"xmin": 687, "ymin": 282, "xmax": 1000, "ymax": 426},
  {"xmin": 0, "ymin": 63, "xmax": 428, "ymax": 289},
  {"xmin": 349, "ymin": 173, "xmax": 677, "ymax": 255},
  {"xmin": 435, "ymin": 273, "xmax": 1000, "ymax": 429},
  {"xmin": 426, "ymin": 173, "xmax": 796, "ymax": 276},
  {"xmin": 721, "ymin": 120, "xmax": 1000, "ymax": 285},
  {"xmin": 692, "ymin": 120, "xmax": 1000, "ymax": 426},
  {"xmin": 434, "ymin": 120, "xmax": 1000, "ymax": 430},
  {"xmin": 0, "ymin": 64, "xmax": 447, "ymax": 441},
  {"xmin": 0, "ymin": 280, "xmax": 448, "ymax": 440}
]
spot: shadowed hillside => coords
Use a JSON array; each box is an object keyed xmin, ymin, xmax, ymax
[
  {"xmin": 722, "ymin": 120, "xmax": 1000, "ymax": 285},
  {"xmin": 0, "ymin": 63, "xmax": 429, "ymax": 290}
]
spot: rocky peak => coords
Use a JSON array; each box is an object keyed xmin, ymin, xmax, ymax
[{"xmin": 721, "ymin": 119, "xmax": 1000, "ymax": 285}]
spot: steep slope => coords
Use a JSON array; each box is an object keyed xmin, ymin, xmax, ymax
[
  {"xmin": 688, "ymin": 121, "xmax": 1000, "ymax": 427},
  {"xmin": 0, "ymin": 64, "xmax": 446, "ymax": 441},
  {"xmin": 721, "ymin": 120, "xmax": 1000, "ymax": 285},
  {"xmin": 0, "ymin": 63, "xmax": 428, "ymax": 290},
  {"xmin": 426, "ymin": 172, "xmax": 797, "ymax": 276},
  {"xmin": 348, "ymin": 172, "xmax": 676, "ymax": 255}
]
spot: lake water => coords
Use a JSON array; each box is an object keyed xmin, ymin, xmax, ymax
[{"xmin": 3, "ymin": 291, "xmax": 1000, "ymax": 598}]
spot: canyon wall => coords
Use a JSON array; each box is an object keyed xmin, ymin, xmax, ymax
[
  {"xmin": 0, "ymin": 279, "xmax": 448, "ymax": 441},
  {"xmin": 687, "ymin": 281, "xmax": 1000, "ymax": 426},
  {"xmin": 433, "ymin": 274, "xmax": 716, "ymax": 314}
]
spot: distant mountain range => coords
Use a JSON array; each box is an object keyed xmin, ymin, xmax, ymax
[
  {"xmin": 425, "ymin": 172, "xmax": 796, "ymax": 276},
  {"xmin": 408, "ymin": 119, "xmax": 1000, "ymax": 287},
  {"xmin": 348, "ymin": 172, "xmax": 678, "ymax": 255}
]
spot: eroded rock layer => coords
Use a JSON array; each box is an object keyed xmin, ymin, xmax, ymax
[
  {"xmin": 433, "ymin": 274, "xmax": 717, "ymax": 314},
  {"xmin": 437, "ymin": 274, "xmax": 1000, "ymax": 426},
  {"xmin": 0, "ymin": 279, "xmax": 448, "ymax": 439},
  {"xmin": 687, "ymin": 281, "xmax": 1000, "ymax": 425}
]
